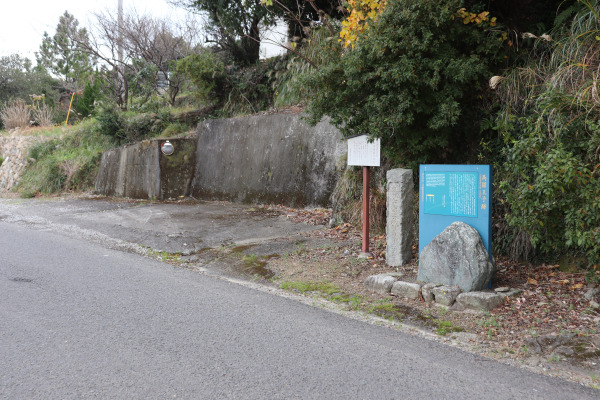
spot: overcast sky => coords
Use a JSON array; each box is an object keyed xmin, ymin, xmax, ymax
[
  {"xmin": 1, "ymin": 1, "xmax": 191, "ymax": 59},
  {"xmin": 0, "ymin": 0, "xmax": 285, "ymax": 61}
]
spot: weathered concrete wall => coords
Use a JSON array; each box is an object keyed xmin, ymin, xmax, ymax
[
  {"xmin": 159, "ymin": 139, "xmax": 197, "ymax": 199},
  {"xmin": 95, "ymin": 113, "xmax": 346, "ymax": 206},
  {"xmin": 191, "ymin": 113, "xmax": 346, "ymax": 207},
  {"xmin": 95, "ymin": 138, "xmax": 196, "ymax": 200}
]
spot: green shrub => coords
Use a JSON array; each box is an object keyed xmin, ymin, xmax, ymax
[
  {"xmin": 176, "ymin": 50, "xmax": 226, "ymax": 105},
  {"xmin": 302, "ymin": 0, "xmax": 505, "ymax": 168},
  {"xmin": 273, "ymin": 24, "xmax": 342, "ymax": 108},
  {"xmin": 495, "ymin": 2, "xmax": 600, "ymax": 266},
  {"xmin": 177, "ymin": 50, "xmax": 283, "ymax": 116},
  {"xmin": 96, "ymin": 106, "xmax": 123, "ymax": 141},
  {"xmin": 220, "ymin": 61, "xmax": 277, "ymax": 116},
  {"xmin": 129, "ymin": 94, "xmax": 169, "ymax": 114},
  {"xmin": 499, "ymin": 115, "xmax": 600, "ymax": 265},
  {"xmin": 18, "ymin": 119, "xmax": 113, "ymax": 194},
  {"xmin": 96, "ymin": 106, "xmax": 171, "ymax": 145},
  {"xmin": 73, "ymin": 80, "xmax": 100, "ymax": 117},
  {"xmin": 160, "ymin": 122, "xmax": 190, "ymax": 138}
]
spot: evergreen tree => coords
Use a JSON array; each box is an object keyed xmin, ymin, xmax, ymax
[{"xmin": 36, "ymin": 11, "xmax": 95, "ymax": 85}]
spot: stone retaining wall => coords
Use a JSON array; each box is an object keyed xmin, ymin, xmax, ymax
[{"xmin": 0, "ymin": 131, "xmax": 44, "ymax": 193}]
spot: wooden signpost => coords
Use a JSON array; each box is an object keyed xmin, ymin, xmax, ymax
[{"xmin": 347, "ymin": 135, "xmax": 381, "ymax": 255}]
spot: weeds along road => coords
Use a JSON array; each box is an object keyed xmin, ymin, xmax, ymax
[{"xmin": 1, "ymin": 215, "xmax": 599, "ymax": 398}]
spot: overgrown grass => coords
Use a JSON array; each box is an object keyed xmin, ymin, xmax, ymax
[
  {"xmin": 435, "ymin": 320, "xmax": 464, "ymax": 336},
  {"xmin": 280, "ymin": 281, "xmax": 341, "ymax": 295},
  {"xmin": 279, "ymin": 280, "xmax": 404, "ymax": 321},
  {"xmin": 330, "ymin": 167, "xmax": 387, "ymax": 232},
  {"xmin": 0, "ymin": 99, "xmax": 30, "ymax": 130},
  {"xmin": 14, "ymin": 106, "xmax": 196, "ymax": 196},
  {"xmin": 158, "ymin": 122, "xmax": 191, "ymax": 138},
  {"xmin": 16, "ymin": 119, "xmax": 114, "ymax": 194}
]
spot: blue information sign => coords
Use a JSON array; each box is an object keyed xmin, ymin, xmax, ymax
[{"xmin": 419, "ymin": 165, "xmax": 492, "ymax": 260}]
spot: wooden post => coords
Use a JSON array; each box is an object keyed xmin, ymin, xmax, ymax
[
  {"xmin": 362, "ymin": 166, "xmax": 370, "ymax": 254},
  {"xmin": 65, "ymin": 92, "xmax": 76, "ymax": 125}
]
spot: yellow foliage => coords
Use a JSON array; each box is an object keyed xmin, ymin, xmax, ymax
[
  {"xmin": 339, "ymin": 0, "xmax": 387, "ymax": 48},
  {"xmin": 340, "ymin": 4, "xmax": 499, "ymax": 49},
  {"xmin": 457, "ymin": 8, "xmax": 496, "ymax": 27}
]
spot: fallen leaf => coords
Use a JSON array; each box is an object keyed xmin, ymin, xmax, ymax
[
  {"xmin": 569, "ymin": 283, "xmax": 584, "ymax": 290},
  {"xmin": 527, "ymin": 278, "xmax": 539, "ymax": 285},
  {"xmin": 557, "ymin": 279, "xmax": 570, "ymax": 285}
]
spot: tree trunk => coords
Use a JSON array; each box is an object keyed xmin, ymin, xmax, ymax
[{"xmin": 241, "ymin": 16, "xmax": 261, "ymax": 64}]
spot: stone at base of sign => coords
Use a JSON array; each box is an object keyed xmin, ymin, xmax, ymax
[
  {"xmin": 455, "ymin": 292, "xmax": 505, "ymax": 311},
  {"xmin": 421, "ymin": 283, "xmax": 442, "ymax": 303},
  {"xmin": 365, "ymin": 274, "xmax": 511, "ymax": 312},
  {"xmin": 431, "ymin": 285, "xmax": 462, "ymax": 306},
  {"xmin": 364, "ymin": 274, "xmax": 397, "ymax": 294},
  {"xmin": 390, "ymin": 281, "xmax": 421, "ymax": 299},
  {"xmin": 418, "ymin": 221, "xmax": 494, "ymax": 292}
]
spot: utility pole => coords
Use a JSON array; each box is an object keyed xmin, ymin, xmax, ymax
[
  {"xmin": 118, "ymin": 0, "xmax": 124, "ymax": 106},
  {"xmin": 118, "ymin": 0, "xmax": 123, "ymax": 68}
]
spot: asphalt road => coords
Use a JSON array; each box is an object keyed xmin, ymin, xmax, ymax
[
  {"xmin": 1, "ymin": 219, "xmax": 599, "ymax": 399},
  {"xmin": 0, "ymin": 196, "xmax": 322, "ymax": 255}
]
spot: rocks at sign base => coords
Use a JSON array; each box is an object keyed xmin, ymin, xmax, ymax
[
  {"xmin": 456, "ymin": 292, "xmax": 505, "ymax": 312},
  {"xmin": 431, "ymin": 285, "xmax": 461, "ymax": 306},
  {"xmin": 421, "ymin": 283, "xmax": 441, "ymax": 303},
  {"xmin": 364, "ymin": 274, "xmax": 398, "ymax": 294},
  {"xmin": 391, "ymin": 281, "xmax": 421, "ymax": 299},
  {"xmin": 418, "ymin": 221, "xmax": 494, "ymax": 292}
]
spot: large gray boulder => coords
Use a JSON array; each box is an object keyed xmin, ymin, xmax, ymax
[{"xmin": 418, "ymin": 222, "xmax": 494, "ymax": 292}]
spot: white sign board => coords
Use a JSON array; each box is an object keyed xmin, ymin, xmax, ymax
[{"xmin": 347, "ymin": 135, "xmax": 381, "ymax": 167}]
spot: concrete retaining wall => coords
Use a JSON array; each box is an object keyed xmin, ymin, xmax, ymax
[
  {"xmin": 95, "ymin": 138, "xmax": 196, "ymax": 200},
  {"xmin": 191, "ymin": 113, "xmax": 346, "ymax": 207},
  {"xmin": 95, "ymin": 113, "xmax": 346, "ymax": 206}
]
